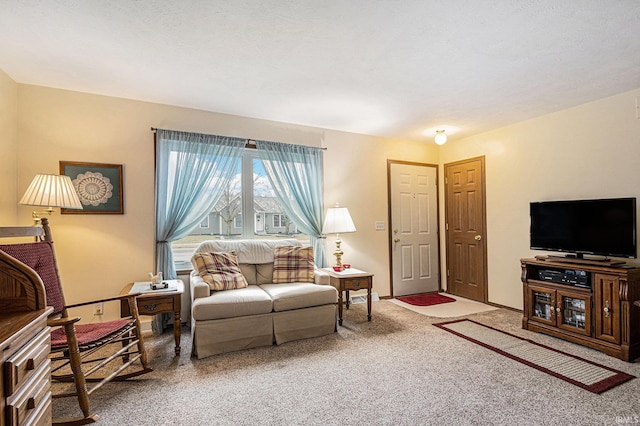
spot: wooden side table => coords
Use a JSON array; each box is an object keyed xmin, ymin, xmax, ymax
[
  {"xmin": 120, "ymin": 279, "xmax": 184, "ymax": 356},
  {"xmin": 323, "ymin": 268, "xmax": 374, "ymax": 326}
]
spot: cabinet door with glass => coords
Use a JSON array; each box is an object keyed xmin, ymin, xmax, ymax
[
  {"xmin": 556, "ymin": 290, "xmax": 591, "ymax": 336},
  {"xmin": 528, "ymin": 285, "xmax": 556, "ymax": 326}
]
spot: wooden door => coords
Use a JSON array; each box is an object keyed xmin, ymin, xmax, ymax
[
  {"xmin": 388, "ymin": 161, "xmax": 440, "ymax": 296},
  {"xmin": 444, "ymin": 157, "xmax": 487, "ymax": 302}
]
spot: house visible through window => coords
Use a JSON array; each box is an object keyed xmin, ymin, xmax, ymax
[{"xmin": 172, "ymin": 149, "xmax": 308, "ymax": 269}]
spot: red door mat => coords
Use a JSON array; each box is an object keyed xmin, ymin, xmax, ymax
[{"xmin": 396, "ymin": 293, "xmax": 456, "ymax": 307}]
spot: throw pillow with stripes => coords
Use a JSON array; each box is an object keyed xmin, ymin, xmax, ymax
[
  {"xmin": 192, "ymin": 251, "xmax": 248, "ymax": 291},
  {"xmin": 272, "ymin": 246, "xmax": 315, "ymax": 284}
]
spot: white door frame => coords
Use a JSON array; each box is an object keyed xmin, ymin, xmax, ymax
[{"xmin": 387, "ymin": 160, "xmax": 441, "ymax": 297}]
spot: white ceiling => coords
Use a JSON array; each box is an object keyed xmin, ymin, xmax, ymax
[{"xmin": 1, "ymin": 1, "xmax": 639, "ymax": 143}]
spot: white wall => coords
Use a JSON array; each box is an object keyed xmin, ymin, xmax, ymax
[
  {"xmin": 13, "ymin": 83, "xmax": 438, "ymax": 321},
  {"xmin": 10, "ymin": 78, "xmax": 640, "ymax": 316},
  {"xmin": 0, "ymin": 69, "xmax": 18, "ymax": 224},
  {"xmin": 440, "ymin": 88, "xmax": 640, "ymax": 309},
  {"xmin": 323, "ymin": 130, "xmax": 439, "ymax": 297}
]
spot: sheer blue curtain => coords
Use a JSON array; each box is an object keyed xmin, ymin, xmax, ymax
[
  {"xmin": 255, "ymin": 140, "xmax": 327, "ymax": 267},
  {"xmin": 155, "ymin": 129, "xmax": 245, "ymax": 280}
]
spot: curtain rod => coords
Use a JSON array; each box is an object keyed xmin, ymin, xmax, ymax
[{"xmin": 150, "ymin": 127, "xmax": 327, "ymax": 150}]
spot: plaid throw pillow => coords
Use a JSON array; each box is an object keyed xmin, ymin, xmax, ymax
[
  {"xmin": 272, "ymin": 246, "xmax": 315, "ymax": 284},
  {"xmin": 192, "ymin": 251, "xmax": 248, "ymax": 291}
]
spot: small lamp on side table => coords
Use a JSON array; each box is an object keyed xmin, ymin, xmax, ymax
[{"xmin": 322, "ymin": 204, "xmax": 356, "ymax": 270}]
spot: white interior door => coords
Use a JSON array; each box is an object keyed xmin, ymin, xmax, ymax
[{"xmin": 390, "ymin": 162, "xmax": 439, "ymax": 296}]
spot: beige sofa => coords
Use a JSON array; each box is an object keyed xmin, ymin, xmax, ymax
[{"xmin": 190, "ymin": 239, "xmax": 338, "ymax": 359}]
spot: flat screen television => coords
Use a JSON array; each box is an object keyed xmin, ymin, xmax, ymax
[{"xmin": 530, "ymin": 197, "xmax": 637, "ymax": 259}]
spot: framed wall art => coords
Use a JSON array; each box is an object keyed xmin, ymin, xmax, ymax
[{"xmin": 60, "ymin": 161, "xmax": 124, "ymax": 214}]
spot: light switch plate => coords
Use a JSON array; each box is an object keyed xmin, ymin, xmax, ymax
[{"xmin": 374, "ymin": 221, "xmax": 385, "ymax": 230}]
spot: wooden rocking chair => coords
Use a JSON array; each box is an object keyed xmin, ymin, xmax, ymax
[{"xmin": 0, "ymin": 218, "xmax": 152, "ymax": 425}]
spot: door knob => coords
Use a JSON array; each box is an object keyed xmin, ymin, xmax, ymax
[
  {"xmin": 475, "ymin": 235, "xmax": 482, "ymax": 240},
  {"xmin": 394, "ymin": 238, "xmax": 400, "ymax": 243}
]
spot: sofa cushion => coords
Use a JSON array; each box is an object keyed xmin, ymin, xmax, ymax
[
  {"xmin": 193, "ymin": 239, "xmax": 303, "ymax": 264},
  {"xmin": 260, "ymin": 283, "xmax": 338, "ymax": 312},
  {"xmin": 256, "ymin": 263, "xmax": 274, "ymax": 285},
  {"xmin": 238, "ymin": 263, "xmax": 258, "ymax": 285},
  {"xmin": 192, "ymin": 251, "xmax": 248, "ymax": 291},
  {"xmin": 272, "ymin": 246, "xmax": 315, "ymax": 284},
  {"xmin": 192, "ymin": 285, "xmax": 273, "ymax": 320}
]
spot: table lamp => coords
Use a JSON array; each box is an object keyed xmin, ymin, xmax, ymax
[
  {"xmin": 19, "ymin": 174, "xmax": 83, "ymax": 222},
  {"xmin": 322, "ymin": 204, "xmax": 356, "ymax": 270}
]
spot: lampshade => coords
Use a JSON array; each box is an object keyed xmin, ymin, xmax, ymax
[
  {"xmin": 322, "ymin": 206, "xmax": 356, "ymax": 235},
  {"xmin": 323, "ymin": 205, "xmax": 356, "ymax": 270},
  {"xmin": 20, "ymin": 174, "xmax": 83, "ymax": 210},
  {"xmin": 434, "ymin": 130, "xmax": 447, "ymax": 145}
]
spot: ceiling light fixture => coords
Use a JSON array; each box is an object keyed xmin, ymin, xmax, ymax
[{"xmin": 434, "ymin": 130, "xmax": 447, "ymax": 145}]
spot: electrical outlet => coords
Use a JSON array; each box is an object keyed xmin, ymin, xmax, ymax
[
  {"xmin": 93, "ymin": 303, "xmax": 104, "ymax": 316},
  {"xmin": 636, "ymin": 96, "xmax": 640, "ymax": 119}
]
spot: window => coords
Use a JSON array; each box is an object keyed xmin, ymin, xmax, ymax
[
  {"xmin": 273, "ymin": 214, "xmax": 285, "ymax": 228},
  {"xmin": 217, "ymin": 164, "xmax": 242, "ymax": 237},
  {"xmin": 199, "ymin": 216, "xmax": 209, "ymax": 228},
  {"xmin": 171, "ymin": 149, "xmax": 308, "ymax": 269}
]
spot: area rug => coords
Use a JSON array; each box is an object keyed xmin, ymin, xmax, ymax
[
  {"xmin": 434, "ymin": 319, "xmax": 634, "ymax": 394},
  {"xmin": 396, "ymin": 292, "xmax": 456, "ymax": 306}
]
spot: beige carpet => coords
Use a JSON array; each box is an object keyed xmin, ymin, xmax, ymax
[
  {"xmin": 52, "ymin": 301, "xmax": 640, "ymax": 425},
  {"xmin": 389, "ymin": 292, "xmax": 499, "ymax": 317}
]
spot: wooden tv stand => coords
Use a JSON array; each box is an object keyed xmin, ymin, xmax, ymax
[{"xmin": 521, "ymin": 258, "xmax": 640, "ymax": 362}]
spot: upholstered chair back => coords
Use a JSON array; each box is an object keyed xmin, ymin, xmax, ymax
[{"xmin": 0, "ymin": 241, "xmax": 66, "ymax": 316}]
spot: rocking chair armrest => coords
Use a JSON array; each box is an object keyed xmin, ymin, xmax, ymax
[
  {"xmin": 65, "ymin": 293, "xmax": 140, "ymax": 310},
  {"xmin": 47, "ymin": 316, "xmax": 81, "ymax": 327}
]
